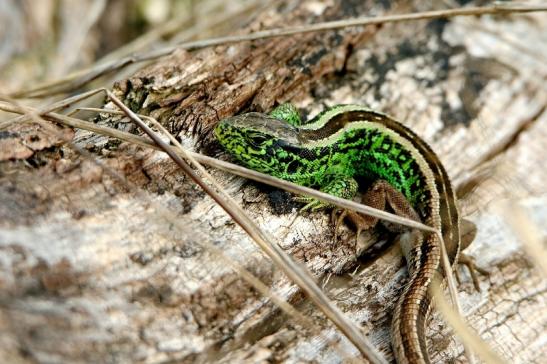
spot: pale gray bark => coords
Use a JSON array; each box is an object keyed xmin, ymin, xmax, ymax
[{"xmin": 1, "ymin": 1, "xmax": 545, "ymax": 363}]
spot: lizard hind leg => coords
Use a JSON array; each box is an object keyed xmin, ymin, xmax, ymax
[
  {"xmin": 331, "ymin": 209, "xmax": 376, "ymax": 243},
  {"xmin": 335, "ymin": 179, "xmax": 421, "ymax": 232},
  {"xmin": 455, "ymin": 219, "xmax": 489, "ymax": 291},
  {"xmin": 333, "ymin": 179, "xmax": 421, "ymax": 250},
  {"xmin": 331, "ymin": 183, "xmax": 387, "ymax": 242}
]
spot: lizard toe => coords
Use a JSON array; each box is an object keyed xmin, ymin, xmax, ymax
[{"xmin": 457, "ymin": 253, "xmax": 489, "ymax": 292}]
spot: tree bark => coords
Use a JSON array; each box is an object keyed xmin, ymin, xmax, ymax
[{"xmin": 1, "ymin": 1, "xmax": 545, "ymax": 363}]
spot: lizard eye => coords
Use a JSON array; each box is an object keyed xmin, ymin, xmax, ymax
[{"xmin": 247, "ymin": 132, "xmax": 268, "ymax": 146}]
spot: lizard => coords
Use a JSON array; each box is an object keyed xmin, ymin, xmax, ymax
[{"xmin": 214, "ymin": 103, "xmax": 480, "ymax": 363}]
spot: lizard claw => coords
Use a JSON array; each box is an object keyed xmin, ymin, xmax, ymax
[
  {"xmin": 457, "ymin": 253, "xmax": 489, "ymax": 292},
  {"xmin": 331, "ymin": 208, "xmax": 346, "ymax": 240},
  {"xmin": 332, "ymin": 209, "xmax": 373, "ymax": 250},
  {"xmin": 295, "ymin": 196, "xmax": 330, "ymax": 211}
]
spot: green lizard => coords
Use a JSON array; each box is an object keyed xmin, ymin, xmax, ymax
[{"xmin": 214, "ymin": 103, "xmax": 478, "ymax": 363}]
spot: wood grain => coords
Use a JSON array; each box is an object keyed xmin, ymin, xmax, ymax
[{"xmin": 0, "ymin": 1, "xmax": 545, "ymax": 363}]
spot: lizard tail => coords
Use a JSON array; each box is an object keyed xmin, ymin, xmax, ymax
[{"xmin": 391, "ymin": 232, "xmax": 440, "ymax": 364}]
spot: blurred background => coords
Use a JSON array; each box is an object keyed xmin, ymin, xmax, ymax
[
  {"xmin": 0, "ymin": 0, "xmax": 263, "ymax": 95},
  {"xmin": 0, "ymin": 1, "xmax": 545, "ymax": 363}
]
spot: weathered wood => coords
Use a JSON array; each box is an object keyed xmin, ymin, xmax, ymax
[{"xmin": 1, "ymin": 1, "xmax": 546, "ymax": 363}]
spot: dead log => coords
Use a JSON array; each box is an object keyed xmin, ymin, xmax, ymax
[{"xmin": 1, "ymin": 1, "xmax": 545, "ymax": 363}]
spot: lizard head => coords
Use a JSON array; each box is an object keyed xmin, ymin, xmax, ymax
[{"xmin": 214, "ymin": 112, "xmax": 300, "ymax": 174}]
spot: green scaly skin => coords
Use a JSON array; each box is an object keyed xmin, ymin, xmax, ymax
[
  {"xmin": 215, "ymin": 104, "xmax": 432, "ymax": 218},
  {"xmin": 215, "ymin": 103, "xmax": 464, "ymax": 364}
]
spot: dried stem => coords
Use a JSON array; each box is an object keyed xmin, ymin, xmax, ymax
[{"xmin": 11, "ymin": 4, "xmax": 547, "ymax": 98}]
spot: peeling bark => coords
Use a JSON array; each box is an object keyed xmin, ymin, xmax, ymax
[{"xmin": 1, "ymin": 1, "xmax": 546, "ymax": 363}]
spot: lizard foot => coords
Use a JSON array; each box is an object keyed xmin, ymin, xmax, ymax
[
  {"xmin": 331, "ymin": 180, "xmax": 421, "ymax": 250},
  {"xmin": 455, "ymin": 219, "xmax": 488, "ymax": 291},
  {"xmin": 295, "ymin": 195, "xmax": 331, "ymax": 211},
  {"xmin": 456, "ymin": 253, "xmax": 489, "ymax": 292},
  {"xmin": 331, "ymin": 208, "xmax": 377, "ymax": 244}
]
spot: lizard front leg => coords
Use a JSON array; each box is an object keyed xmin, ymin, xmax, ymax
[{"xmin": 295, "ymin": 174, "xmax": 359, "ymax": 211}]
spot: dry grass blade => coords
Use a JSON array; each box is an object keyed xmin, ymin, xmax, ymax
[
  {"xmin": 0, "ymin": 88, "xmax": 104, "ymax": 130},
  {"xmin": 10, "ymin": 4, "xmax": 547, "ymax": 98},
  {"xmin": 1, "ymin": 1, "xmax": 543, "ymax": 362},
  {"xmin": 436, "ymin": 234, "xmax": 464, "ymax": 319},
  {"xmin": 0, "ymin": 93, "xmax": 359, "ymax": 362},
  {"xmin": 430, "ymin": 277, "xmax": 508, "ymax": 364},
  {"xmin": 0, "ymin": 98, "xmax": 469, "ymax": 359},
  {"xmin": 499, "ymin": 200, "xmax": 547, "ymax": 276},
  {"xmin": 106, "ymin": 91, "xmax": 388, "ymax": 363},
  {"xmin": 8, "ymin": 96, "xmax": 479, "ymax": 362},
  {"xmin": 6, "ymin": 0, "xmax": 264, "ymax": 98},
  {"xmin": 120, "ymin": 105, "xmax": 362, "ymax": 362},
  {"xmin": 0, "ymin": 103, "xmax": 435, "ymax": 234}
]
